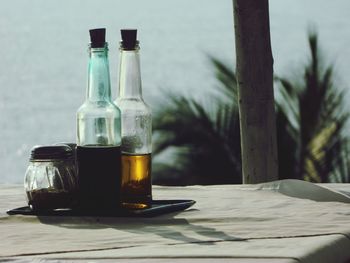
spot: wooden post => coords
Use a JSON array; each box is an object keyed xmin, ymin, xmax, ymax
[{"xmin": 233, "ymin": 0, "xmax": 278, "ymax": 183}]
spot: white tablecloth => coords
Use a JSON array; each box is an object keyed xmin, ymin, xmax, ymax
[{"xmin": 1, "ymin": 180, "xmax": 350, "ymax": 263}]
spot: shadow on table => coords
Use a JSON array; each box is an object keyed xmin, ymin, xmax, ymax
[{"xmin": 37, "ymin": 209, "xmax": 246, "ymax": 245}]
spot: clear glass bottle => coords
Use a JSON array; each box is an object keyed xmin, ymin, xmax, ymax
[
  {"xmin": 115, "ymin": 29, "xmax": 152, "ymax": 209},
  {"xmin": 76, "ymin": 28, "xmax": 122, "ymax": 210}
]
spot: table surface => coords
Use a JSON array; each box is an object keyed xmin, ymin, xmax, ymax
[{"xmin": 1, "ymin": 180, "xmax": 350, "ymax": 263}]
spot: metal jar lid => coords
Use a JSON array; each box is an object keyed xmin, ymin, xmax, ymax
[{"xmin": 30, "ymin": 145, "xmax": 74, "ymax": 161}]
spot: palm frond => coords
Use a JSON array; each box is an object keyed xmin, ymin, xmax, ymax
[
  {"xmin": 276, "ymin": 30, "xmax": 349, "ymax": 182},
  {"xmin": 153, "ymin": 76, "xmax": 241, "ymax": 185},
  {"xmin": 208, "ymin": 55, "xmax": 237, "ymax": 100}
]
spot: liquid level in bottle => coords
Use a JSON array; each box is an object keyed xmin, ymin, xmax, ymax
[
  {"xmin": 76, "ymin": 145, "xmax": 121, "ymax": 210},
  {"xmin": 121, "ymin": 153, "xmax": 152, "ymax": 209}
]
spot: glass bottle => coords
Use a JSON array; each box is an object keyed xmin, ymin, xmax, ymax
[
  {"xmin": 115, "ymin": 29, "xmax": 152, "ymax": 209},
  {"xmin": 76, "ymin": 28, "xmax": 122, "ymax": 210}
]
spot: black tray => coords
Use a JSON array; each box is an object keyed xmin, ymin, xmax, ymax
[{"xmin": 7, "ymin": 199, "xmax": 196, "ymax": 218}]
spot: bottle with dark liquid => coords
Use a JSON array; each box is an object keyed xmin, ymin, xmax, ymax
[
  {"xmin": 76, "ymin": 28, "xmax": 122, "ymax": 210},
  {"xmin": 115, "ymin": 29, "xmax": 152, "ymax": 209}
]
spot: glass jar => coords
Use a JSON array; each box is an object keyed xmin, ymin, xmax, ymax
[{"xmin": 24, "ymin": 145, "xmax": 77, "ymax": 210}]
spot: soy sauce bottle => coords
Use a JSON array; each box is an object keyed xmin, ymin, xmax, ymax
[
  {"xmin": 76, "ymin": 28, "xmax": 122, "ymax": 210},
  {"xmin": 115, "ymin": 29, "xmax": 152, "ymax": 209}
]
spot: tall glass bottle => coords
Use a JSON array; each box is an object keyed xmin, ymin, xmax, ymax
[
  {"xmin": 115, "ymin": 29, "xmax": 152, "ymax": 209},
  {"xmin": 76, "ymin": 28, "xmax": 122, "ymax": 210}
]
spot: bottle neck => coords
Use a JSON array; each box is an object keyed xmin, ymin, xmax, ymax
[
  {"xmin": 87, "ymin": 45, "xmax": 112, "ymax": 102},
  {"xmin": 118, "ymin": 48, "xmax": 142, "ymax": 99}
]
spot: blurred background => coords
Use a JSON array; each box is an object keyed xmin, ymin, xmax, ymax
[{"xmin": 0, "ymin": 0, "xmax": 349, "ymax": 184}]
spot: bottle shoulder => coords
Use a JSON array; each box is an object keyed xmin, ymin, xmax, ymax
[
  {"xmin": 77, "ymin": 101, "xmax": 121, "ymax": 118},
  {"xmin": 114, "ymin": 98, "xmax": 151, "ymax": 114}
]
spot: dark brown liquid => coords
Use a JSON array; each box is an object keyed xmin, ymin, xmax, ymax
[
  {"xmin": 76, "ymin": 145, "xmax": 121, "ymax": 210},
  {"xmin": 121, "ymin": 153, "xmax": 152, "ymax": 209},
  {"xmin": 27, "ymin": 188, "xmax": 74, "ymax": 210}
]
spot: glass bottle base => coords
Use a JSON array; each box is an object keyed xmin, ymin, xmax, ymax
[{"xmin": 121, "ymin": 195, "xmax": 152, "ymax": 209}]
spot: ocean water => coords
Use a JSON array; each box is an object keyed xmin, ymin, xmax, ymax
[{"xmin": 0, "ymin": 0, "xmax": 349, "ymax": 183}]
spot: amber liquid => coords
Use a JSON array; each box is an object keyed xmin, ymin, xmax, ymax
[{"xmin": 121, "ymin": 153, "xmax": 152, "ymax": 209}]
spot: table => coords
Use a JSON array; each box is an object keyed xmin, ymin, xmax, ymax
[{"xmin": 1, "ymin": 180, "xmax": 350, "ymax": 263}]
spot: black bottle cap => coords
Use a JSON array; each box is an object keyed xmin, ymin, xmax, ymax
[
  {"xmin": 121, "ymin": 29, "xmax": 137, "ymax": 50},
  {"xmin": 30, "ymin": 145, "xmax": 74, "ymax": 160},
  {"xmin": 89, "ymin": 28, "xmax": 106, "ymax": 48}
]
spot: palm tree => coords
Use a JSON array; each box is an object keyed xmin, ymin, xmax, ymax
[
  {"xmin": 276, "ymin": 31, "xmax": 348, "ymax": 183},
  {"xmin": 153, "ymin": 31, "xmax": 349, "ymax": 185}
]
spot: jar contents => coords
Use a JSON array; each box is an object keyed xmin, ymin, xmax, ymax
[{"xmin": 27, "ymin": 188, "xmax": 74, "ymax": 210}]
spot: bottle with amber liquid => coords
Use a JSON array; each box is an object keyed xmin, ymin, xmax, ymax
[
  {"xmin": 115, "ymin": 29, "xmax": 152, "ymax": 209},
  {"xmin": 76, "ymin": 28, "xmax": 122, "ymax": 210}
]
